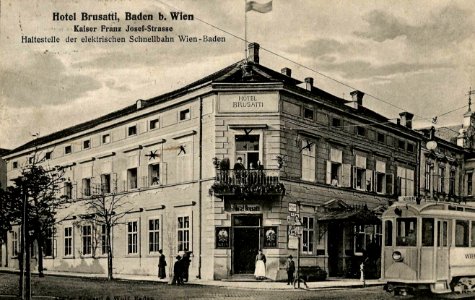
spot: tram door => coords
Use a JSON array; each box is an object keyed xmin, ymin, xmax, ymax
[{"xmin": 435, "ymin": 220, "xmax": 449, "ymax": 281}]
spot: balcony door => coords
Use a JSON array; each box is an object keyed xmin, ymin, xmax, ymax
[{"xmin": 235, "ymin": 134, "xmax": 260, "ymax": 169}]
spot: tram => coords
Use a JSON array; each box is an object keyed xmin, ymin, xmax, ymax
[{"xmin": 382, "ymin": 199, "xmax": 475, "ymax": 295}]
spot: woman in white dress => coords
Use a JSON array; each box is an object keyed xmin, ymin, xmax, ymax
[{"xmin": 254, "ymin": 249, "xmax": 266, "ymax": 280}]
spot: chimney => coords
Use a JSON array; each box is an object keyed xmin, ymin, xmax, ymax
[
  {"xmin": 304, "ymin": 77, "xmax": 314, "ymax": 91},
  {"xmin": 349, "ymin": 90, "xmax": 364, "ymax": 109},
  {"xmin": 136, "ymin": 99, "xmax": 144, "ymax": 109},
  {"xmin": 399, "ymin": 111, "xmax": 414, "ymax": 129},
  {"xmin": 281, "ymin": 67, "xmax": 292, "ymax": 77},
  {"xmin": 248, "ymin": 42, "xmax": 260, "ymax": 64}
]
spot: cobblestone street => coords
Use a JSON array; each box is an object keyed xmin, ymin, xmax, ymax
[{"xmin": 0, "ymin": 273, "xmax": 437, "ymax": 300}]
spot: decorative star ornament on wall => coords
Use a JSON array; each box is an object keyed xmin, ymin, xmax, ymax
[{"xmin": 145, "ymin": 150, "xmax": 159, "ymax": 160}]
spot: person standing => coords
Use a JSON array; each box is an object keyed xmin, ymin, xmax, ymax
[
  {"xmin": 158, "ymin": 249, "xmax": 167, "ymax": 279},
  {"xmin": 254, "ymin": 249, "xmax": 266, "ymax": 280},
  {"xmin": 285, "ymin": 255, "xmax": 295, "ymax": 285},
  {"xmin": 172, "ymin": 255, "xmax": 183, "ymax": 285},
  {"xmin": 182, "ymin": 251, "xmax": 192, "ymax": 282}
]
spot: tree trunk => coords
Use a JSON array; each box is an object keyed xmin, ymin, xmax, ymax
[
  {"xmin": 107, "ymin": 226, "xmax": 113, "ymax": 280},
  {"xmin": 38, "ymin": 242, "xmax": 44, "ymax": 277}
]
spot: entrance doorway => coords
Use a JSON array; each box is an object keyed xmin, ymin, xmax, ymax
[
  {"xmin": 232, "ymin": 215, "xmax": 262, "ymax": 274},
  {"xmin": 328, "ymin": 223, "xmax": 343, "ymax": 277}
]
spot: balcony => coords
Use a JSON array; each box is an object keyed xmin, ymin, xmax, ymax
[{"xmin": 210, "ymin": 169, "xmax": 285, "ymax": 197}]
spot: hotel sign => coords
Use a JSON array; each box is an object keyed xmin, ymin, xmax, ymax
[{"xmin": 218, "ymin": 92, "xmax": 279, "ymax": 113}]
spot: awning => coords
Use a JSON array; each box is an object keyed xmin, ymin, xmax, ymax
[{"xmin": 315, "ymin": 201, "xmax": 383, "ymax": 225}]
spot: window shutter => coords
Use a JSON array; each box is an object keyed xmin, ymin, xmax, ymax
[
  {"xmin": 112, "ymin": 173, "xmax": 118, "ymax": 193},
  {"xmin": 161, "ymin": 162, "xmax": 167, "ymax": 185},
  {"xmin": 121, "ymin": 170, "xmax": 127, "ymax": 192},
  {"xmin": 386, "ymin": 174, "xmax": 394, "ymax": 195},
  {"xmin": 366, "ymin": 170, "xmax": 373, "ymax": 192},
  {"xmin": 341, "ymin": 164, "xmax": 352, "ymax": 187},
  {"xmin": 352, "ymin": 166, "xmax": 357, "ymax": 189},
  {"xmin": 326, "ymin": 161, "xmax": 331, "ymax": 184},
  {"xmin": 375, "ymin": 172, "xmax": 379, "ymax": 193}
]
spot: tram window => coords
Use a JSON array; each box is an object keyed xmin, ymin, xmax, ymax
[
  {"xmin": 471, "ymin": 221, "xmax": 475, "ymax": 247},
  {"xmin": 396, "ymin": 218, "xmax": 417, "ymax": 246},
  {"xmin": 437, "ymin": 221, "xmax": 448, "ymax": 247},
  {"xmin": 385, "ymin": 220, "xmax": 393, "ymax": 246},
  {"xmin": 455, "ymin": 220, "xmax": 469, "ymax": 247},
  {"xmin": 422, "ymin": 218, "xmax": 434, "ymax": 246}
]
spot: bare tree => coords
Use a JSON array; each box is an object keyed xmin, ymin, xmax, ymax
[{"xmin": 83, "ymin": 182, "xmax": 131, "ymax": 280}]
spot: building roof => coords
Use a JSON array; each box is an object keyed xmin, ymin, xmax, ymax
[
  {"xmin": 8, "ymin": 57, "xmax": 419, "ymax": 155},
  {"xmin": 0, "ymin": 148, "xmax": 10, "ymax": 157}
]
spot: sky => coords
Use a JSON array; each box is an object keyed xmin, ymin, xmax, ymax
[{"xmin": 1, "ymin": 0, "xmax": 474, "ymax": 149}]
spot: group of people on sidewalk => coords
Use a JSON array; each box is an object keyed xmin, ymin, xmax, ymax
[{"xmin": 156, "ymin": 249, "xmax": 192, "ymax": 285}]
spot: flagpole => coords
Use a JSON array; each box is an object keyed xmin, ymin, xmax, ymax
[{"xmin": 244, "ymin": 0, "xmax": 248, "ymax": 61}]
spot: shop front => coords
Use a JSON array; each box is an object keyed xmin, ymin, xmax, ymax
[{"xmin": 317, "ymin": 199, "xmax": 384, "ymax": 278}]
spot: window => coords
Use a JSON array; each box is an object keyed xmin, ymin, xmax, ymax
[
  {"xmin": 102, "ymin": 134, "xmax": 111, "ymax": 144},
  {"xmin": 449, "ymin": 168, "xmax": 456, "ymax": 195},
  {"xmin": 149, "ymin": 164, "xmax": 160, "ymax": 186},
  {"xmin": 302, "ymin": 216, "xmax": 314, "ymax": 254},
  {"xmin": 455, "ymin": 220, "xmax": 469, "ymax": 247},
  {"xmin": 45, "ymin": 151, "xmax": 52, "ymax": 160},
  {"xmin": 472, "ymin": 221, "xmax": 475, "ymax": 247},
  {"xmin": 64, "ymin": 145, "xmax": 72, "ymax": 155},
  {"xmin": 439, "ymin": 166, "xmax": 445, "ymax": 193},
  {"xmin": 179, "ymin": 109, "xmax": 190, "ymax": 121},
  {"xmin": 407, "ymin": 143, "xmax": 414, "ymax": 153},
  {"xmin": 127, "ymin": 168, "xmax": 138, "ymax": 190},
  {"xmin": 397, "ymin": 167, "xmax": 414, "ymax": 196},
  {"xmin": 128, "ymin": 125, "xmax": 137, "ymax": 136},
  {"xmin": 11, "ymin": 230, "xmax": 18, "ymax": 256},
  {"xmin": 398, "ymin": 140, "xmax": 405, "ymax": 150},
  {"xmin": 235, "ymin": 134, "xmax": 260, "ymax": 169},
  {"xmin": 12, "ymin": 161, "xmax": 18, "ymax": 169},
  {"xmin": 149, "ymin": 219, "xmax": 160, "ymax": 253},
  {"xmin": 83, "ymin": 140, "xmax": 91, "ymax": 150},
  {"xmin": 385, "ymin": 221, "xmax": 393, "ymax": 246},
  {"xmin": 425, "ymin": 162, "xmax": 432, "ymax": 192},
  {"xmin": 421, "ymin": 219, "xmax": 434, "ymax": 246},
  {"xmin": 82, "ymin": 178, "xmax": 91, "ymax": 197},
  {"xmin": 150, "ymin": 118, "xmax": 159, "ymax": 130},
  {"xmin": 127, "ymin": 221, "xmax": 138, "ymax": 254},
  {"xmin": 396, "ymin": 218, "xmax": 417, "ymax": 246},
  {"xmin": 353, "ymin": 155, "xmax": 367, "ymax": 191},
  {"xmin": 28, "ymin": 156, "xmax": 35, "ymax": 164},
  {"xmin": 375, "ymin": 161, "xmax": 387, "ymax": 194},
  {"xmin": 64, "ymin": 182, "xmax": 73, "ymax": 199},
  {"xmin": 43, "ymin": 227, "xmax": 54, "ymax": 257},
  {"xmin": 304, "ymin": 108, "xmax": 314, "ymax": 120},
  {"xmin": 332, "ymin": 118, "xmax": 341, "ymax": 127},
  {"xmin": 64, "ymin": 227, "xmax": 73, "ymax": 257},
  {"xmin": 327, "ymin": 148, "xmax": 343, "ymax": 186},
  {"xmin": 177, "ymin": 216, "xmax": 190, "ymax": 252},
  {"xmin": 101, "ymin": 225, "xmax": 107, "ymax": 255},
  {"xmin": 82, "ymin": 225, "xmax": 92, "ymax": 255},
  {"xmin": 377, "ymin": 133, "xmax": 385, "ymax": 143},
  {"xmin": 354, "ymin": 225, "xmax": 381, "ymax": 255},
  {"xmin": 468, "ymin": 173, "xmax": 473, "ymax": 196},
  {"xmin": 301, "ymin": 142, "xmax": 316, "ymax": 181},
  {"xmin": 101, "ymin": 174, "xmax": 111, "ymax": 194},
  {"xmin": 437, "ymin": 221, "xmax": 448, "ymax": 247},
  {"xmin": 356, "ymin": 126, "xmax": 366, "ymax": 136}
]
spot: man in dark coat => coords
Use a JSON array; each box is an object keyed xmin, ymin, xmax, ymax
[
  {"xmin": 285, "ymin": 255, "xmax": 295, "ymax": 285},
  {"xmin": 158, "ymin": 249, "xmax": 167, "ymax": 279},
  {"xmin": 172, "ymin": 255, "xmax": 183, "ymax": 285},
  {"xmin": 182, "ymin": 251, "xmax": 192, "ymax": 282}
]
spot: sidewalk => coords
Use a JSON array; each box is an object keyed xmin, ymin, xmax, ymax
[{"xmin": 0, "ymin": 267, "xmax": 385, "ymax": 291}]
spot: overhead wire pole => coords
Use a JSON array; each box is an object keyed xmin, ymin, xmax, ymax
[{"xmin": 244, "ymin": 0, "xmax": 247, "ymax": 60}]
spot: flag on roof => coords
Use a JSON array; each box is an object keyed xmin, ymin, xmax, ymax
[{"xmin": 245, "ymin": 1, "xmax": 273, "ymax": 13}]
